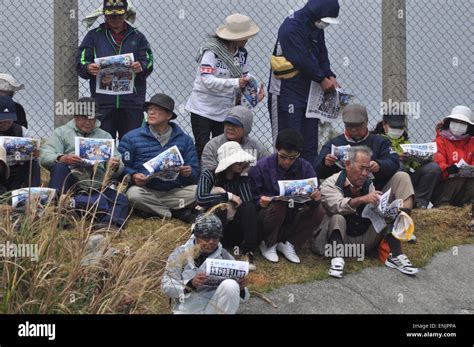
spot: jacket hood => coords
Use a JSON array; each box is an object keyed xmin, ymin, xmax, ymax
[
  {"xmin": 228, "ymin": 106, "xmax": 253, "ymax": 136},
  {"xmin": 302, "ymin": 0, "xmax": 340, "ymax": 22}
]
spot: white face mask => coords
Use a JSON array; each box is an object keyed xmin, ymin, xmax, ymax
[
  {"xmin": 387, "ymin": 126, "xmax": 405, "ymax": 139},
  {"xmin": 314, "ymin": 20, "xmax": 330, "ymax": 29},
  {"xmin": 449, "ymin": 121, "xmax": 468, "ymax": 136}
]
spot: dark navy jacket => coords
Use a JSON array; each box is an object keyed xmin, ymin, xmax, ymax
[
  {"xmin": 271, "ymin": 0, "xmax": 339, "ymax": 108},
  {"xmin": 76, "ymin": 23, "xmax": 153, "ymax": 110},
  {"xmin": 315, "ymin": 133, "xmax": 400, "ymax": 190}
]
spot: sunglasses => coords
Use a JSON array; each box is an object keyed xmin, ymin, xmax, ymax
[{"xmin": 277, "ymin": 151, "xmax": 300, "ymax": 160}]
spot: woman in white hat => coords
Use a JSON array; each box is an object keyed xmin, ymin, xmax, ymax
[
  {"xmin": 196, "ymin": 141, "xmax": 258, "ymax": 271},
  {"xmin": 186, "ymin": 13, "xmax": 265, "ymax": 161},
  {"xmin": 432, "ymin": 105, "xmax": 474, "ymax": 207}
]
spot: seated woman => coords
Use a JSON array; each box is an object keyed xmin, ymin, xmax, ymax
[
  {"xmin": 196, "ymin": 141, "xmax": 258, "ymax": 270},
  {"xmin": 372, "ymin": 113, "xmax": 441, "ymax": 209},
  {"xmin": 431, "ymin": 105, "xmax": 473, "ymax": 207}
]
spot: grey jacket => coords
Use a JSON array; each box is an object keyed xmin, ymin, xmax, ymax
[{"xmin": 201, "ymin": 107, "xmax": 271, "ymax": 171}]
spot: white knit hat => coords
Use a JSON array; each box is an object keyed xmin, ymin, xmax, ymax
[{"xmin": 215, "ymin": 141, "xmax": 255, "ymax": 174}]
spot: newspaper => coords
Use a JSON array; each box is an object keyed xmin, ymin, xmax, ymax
[
  {"xmin": 269, "ymin": 177, "xmax": 319, "ymax": 203},
  {"xmin": 75, "ymin": 137, "xmax": 114, "ymax": 165},
  {"xmin": 0, "ymin": 136, "xmax": 40, "ymax": 164},
  {"xmin": 331, "ymin": 144, "xmax": 351, "ymax": 169},
  {"xmin": 143, "ymin": 145, "xmax": 184, "ymax": 181},
  {"xmin": 240, "ymin": 76, "xmax": 259, "ymax": 110},
  {"xmin": 95, "ymin": 53, "xmax": 135, "ymax": 95},
  {"xmin": 399, "ymin": 142, "xmax": 437, "ymax": 163},
  {"xmin": 11, "ymin": 188, "xmax": 56, "ymax": 212},
  {"xmin": 451, "ymin": 158, "xmax": 474, "ymax": 178},
  {"xmin": 361, "ymin": 189, "xmax": 402, "ymax": 233},
  {"xmin": 306, "ymin": 82, "xmax": 354, "ymax": 122},
  {"xmin": 204, "ymin": 258, "xmax": 249, "ymax": 286}
]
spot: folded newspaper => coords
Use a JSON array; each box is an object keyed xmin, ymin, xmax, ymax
[
  {"xmin": 269, "ymin": 177, "xmax": 319, "ymax": 203},
  {"xmin": 0, "ymin": 136, "xmax": 40, "ymax": 164},
  {"xmin": 306, "ymin": 83, "xmax": 354, "ymax": 122},
  {"xmin": 240, "ymin": 76, "xmax": 260, "ymax": 110},
  {"xmin": 331, "ymin": 144, "xmax": 351, "ymax": 169},
  {"xmin": 11, "ymin": 188, "xmax": 56, "ymax": 212},
  {"xmin": 451, "ymin": 158, "xmax": 474, "ymax": 178},
  {"xmin": 204, "ymin": 258, "xmax": 249, "ymax": 286},
  {"xmin": 399, "ymin": 142, "xmax": 437, "ymax": 163},
  {"xmin": 361, "ymin": 189, "xmax": 402, "ymax": 233},
  {"xmin": 143, "ymin": 145, "xmax": 184, "ymax": 181},
  {"xmin": 75, "ymin": 137, "xmax": 114, "ymax": 165},
  {"xmin": 95, "ymin": 53, "xmax": 135, "ymax": 95}
]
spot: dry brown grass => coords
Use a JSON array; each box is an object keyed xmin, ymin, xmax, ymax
[{"xmin": 1, "ymin": 194, "xmax": 472, "ymax": 314}]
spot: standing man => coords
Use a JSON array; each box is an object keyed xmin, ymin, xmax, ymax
[
  {"xmin": 268, "ymin": 0, "xmax": 340, "ymax": 168},
  {"xmin": 76, "ymin": 0, "xmax": 154, "ymax": 140}
]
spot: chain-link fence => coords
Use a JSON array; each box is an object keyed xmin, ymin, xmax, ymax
[{"xmin": 1, "ymin": 0, "xmax": 472, "ymax": 149}]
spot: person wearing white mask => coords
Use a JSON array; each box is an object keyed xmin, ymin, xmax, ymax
[
  {"xmin": 432, "ymin": 105, "xmax": 474, "ymax": 207},
  {"xmin": 371, "ymin": 114, "xmax": 442, "ymax": 209}
]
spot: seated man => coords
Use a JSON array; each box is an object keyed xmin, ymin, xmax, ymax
[
  {"xmin": 41, "ymin": 97, "xmax": 128, "ymax": 230},
  {"xmin": 161, "ymin": 213, "xmax": 249, "ymax": 314},
  {"xmin": 0, "ymin": 146, "xmax": 9, "ymax": 195},
  {"xmin": 249, "ymin": 129, "xmax": 325, "ymax": 264},
  {"xmin": 0, "ymin": 96, "xmax": 40, "ymax": 190},
  {"xmin": 118, "ymin": 93, "xmax": 199, "ymax": 222},
  {"xmin": 201, "ymin": 105, "xmax": 270, "ymax": 171},
  {"xmin": 313, "ymin": 146, "xmax": 418, "ymax": 278},
  {"xmin": 315, "ymin": 104, "xmax": 415, "ymax": 211}
]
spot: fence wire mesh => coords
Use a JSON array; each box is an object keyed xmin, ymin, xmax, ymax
[{"xmin": 1, "ymin": 0, "xmax": 472, "ymax": 149}]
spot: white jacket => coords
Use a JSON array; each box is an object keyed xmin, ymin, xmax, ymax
[{"xmin": 186, "ymin": 48, "xmax": 249, "ymax": 122}]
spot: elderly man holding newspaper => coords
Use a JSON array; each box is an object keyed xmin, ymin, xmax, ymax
[
  {"xmin": 161, "ymin": 213, "xmax": 249, "ymax": 314},
  {"xmin": 118, "ymin": 93, "xmax": 200, "ymax": 223}
]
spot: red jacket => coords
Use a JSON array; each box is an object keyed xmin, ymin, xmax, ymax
[{"xmin": 434, "ymin": 129, "xmax": 474, "ymax": 180}]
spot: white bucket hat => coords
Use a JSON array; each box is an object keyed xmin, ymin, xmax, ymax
[
  {"xmin": 392, "ymin": 212, "xmax": 415, "ymax": 241},
  {"xmin": 216, "ymin": 13, "xmax": 260, "ymax": 41},
  {"xmin": 0, "ymin": 146, "xmax": 10, "ymax": 181},
  {"xmin": 445, "ymin": 105, "xmax": 473, "ymax": 125},
  {"xmin": 0, "ymin": 73, "xmax": 24, "ymax": 92},
  {"xmin": 215, "ymin": 141, "xmax": 256, "ymax": 174},
  {"xmin": 320, "ymin": 17, "xmax": 340, "ymax": 24}
]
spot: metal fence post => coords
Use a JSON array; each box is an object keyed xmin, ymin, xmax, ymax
[
  {"xmin": 382, "ymin": 0, "xmax": 407, "ymax": 108},
  {"xmin": 54, "ymin": 0, "xmax": 79, "ymax": 127}
]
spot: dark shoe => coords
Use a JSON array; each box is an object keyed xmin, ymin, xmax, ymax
[
  {"xmin": 171, "ymin": 209, "xmax": 197, "ymax": 224},
  {"xmin": 241, "ymin": 252, "xmax": 257, "ymax": 271}
]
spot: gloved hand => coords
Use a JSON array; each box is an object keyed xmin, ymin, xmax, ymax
[{"xmin": 446, "ymin": 164, "xmax": 460, "ymax": 174}]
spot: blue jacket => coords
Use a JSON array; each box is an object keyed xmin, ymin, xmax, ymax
[
  {"xmin": 76, "ymin": 23, "xmax": 154, "ymax": 110},
  {"xmin": 315, "ymin": 133, "xmax": 400, "ymax": 190},
  {"xmin": 270, "ymin": 0, "xmax": 339, "ymax": 108},
  {"xmin": 118, "ymin": 123, "xmax": 200, "ymax": 191}
]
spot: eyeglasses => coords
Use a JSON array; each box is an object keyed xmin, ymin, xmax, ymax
[{"xmin": 277, "ymin": 151, "xmax": 300, "ymax": 160}]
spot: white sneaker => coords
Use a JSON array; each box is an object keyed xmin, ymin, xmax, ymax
[
  {"xmin": 259, "ymin": 241, "xmax": 279, "ymax": 263},
  {"xmin": 276, "ymin": 241, "xmax": 300, "ymax": 264},
  {"xmin": 328, "ymin": 257, "xmax": 345, "ymax": 279},
  {"xmin": 385, "ymin": 253, "xmax": 418, "ymax": 275}
]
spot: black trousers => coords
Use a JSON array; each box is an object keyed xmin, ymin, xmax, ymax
[
  {"xmin": 99, "ymin": 108, "xmax": 144, "ymax": 140},
  {"xmin": 190, "ymin": 113, "xmax": 225, "ymax": 160}
]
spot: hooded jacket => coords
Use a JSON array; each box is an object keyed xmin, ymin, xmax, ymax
[
  {"xmin": 200, "ymin": 108, "xmax": 271, "ymax": 171},
  {"xmin": 269, "ymin": 0, "xmax": 339, "ymax": 108},
  {"xmin": 76, "ymin": 23, "xmax": 154, "ymax": 110}
]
